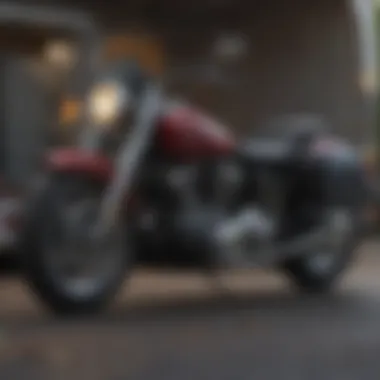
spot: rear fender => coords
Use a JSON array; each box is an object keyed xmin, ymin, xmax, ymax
[
  {"xmin": 310, "ymin": 138, "xmax": 366, "ymax": 207},
  {"xmin": 46, "ymin": 148, "xmax": 112, "ymax": 182}
]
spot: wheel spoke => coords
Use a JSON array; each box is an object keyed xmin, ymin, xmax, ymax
[{"xmin": 42, "ymin": 195, "xmax": 126, "ymax": 299}]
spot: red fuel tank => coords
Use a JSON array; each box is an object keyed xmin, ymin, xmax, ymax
[{"xmin": 156, "ymin": 103, "xmax": 237, "ymax": 159}]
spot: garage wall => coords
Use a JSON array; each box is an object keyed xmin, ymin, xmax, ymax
[
  {"xmin": 2, "ymin": 56, "xmax": 49, "ymax": 186},
  {"xmin": 12, "ymin": 0, "xmax": 371, "ymax": 146},
  {"xmin": 246, "ymin": 0, "xmax": 360, "ymax": 140},
  {"xmin": 156, "ymin": 1, "xmax": 362, "ymax": 142}
]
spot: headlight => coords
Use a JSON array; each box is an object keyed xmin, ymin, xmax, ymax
[{"xmin": 87, "ymin": 81, "xmax": 129, "ymax": 126}]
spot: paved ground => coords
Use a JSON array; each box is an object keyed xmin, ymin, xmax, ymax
[{"xmin": 0, "ymin": 241, "xmax": 380, "ymax": 380}]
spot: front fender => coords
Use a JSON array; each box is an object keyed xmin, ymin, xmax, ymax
[{"xmin": 46, "ymin": 148, "xmax": 112, "ymax": 182}]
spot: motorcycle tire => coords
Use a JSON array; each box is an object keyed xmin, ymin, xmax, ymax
[
  {"xmin": 281, "ymin": 207, "xmax": 364, "ymax": 294},
  {"xmin": 20, "ymin": 173, "xmax": 131, "ymax": 317}
]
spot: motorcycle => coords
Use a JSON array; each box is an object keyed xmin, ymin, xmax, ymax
[{"xmin": 21, "ymin": 60, "xmax": 368, "ymax": 316}]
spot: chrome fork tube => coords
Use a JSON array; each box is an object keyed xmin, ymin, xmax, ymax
[{"xmin": 96, "ymin": 85, "xmax": 162, "ymax": 233}]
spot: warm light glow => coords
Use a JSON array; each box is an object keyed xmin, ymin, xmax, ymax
[
  {"xmin": 59, "ymin": 98, "xmax": 81, "ymax": 125},
  {"xmin": 45, "ymin": 40, "xmax": 75, "ymax": 69},
  {"xmin": 87, "ymin": 82, "xmax": 129, "ymax": 126}
]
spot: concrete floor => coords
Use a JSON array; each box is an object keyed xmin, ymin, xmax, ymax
[{"xmin": 0, "ymin": 240, "xmax": 379, "ymax": 380}]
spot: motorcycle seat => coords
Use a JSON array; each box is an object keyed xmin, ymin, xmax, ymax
[
  {"xmin": 239, "ymin": 138, "xmax": 294, "ymax": 163},
  {"xmin": 239, "ymin": 114, "xmax": 326, "ymax": 164}
]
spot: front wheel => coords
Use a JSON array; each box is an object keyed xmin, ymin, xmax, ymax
[
  {"xmin": 21, "ymin": 174, "xmax": 131, "ymax": 316},
  {"xmin": 281, "ymin": 207, "xmax": 364, "ymax": 294}
]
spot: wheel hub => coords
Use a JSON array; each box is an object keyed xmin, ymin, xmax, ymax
[{"xmin": 306, "ymin": 208, "xmax": 354, "ymax": 274}]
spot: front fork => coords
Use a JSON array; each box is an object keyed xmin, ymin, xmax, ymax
[{"xmin": 93, "ymin": 85, "xmax": 162, "ymax": 235}]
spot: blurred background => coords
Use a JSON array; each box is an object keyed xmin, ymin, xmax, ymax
[
  {"xmin": 0, "ymin": 0, "xmax": 377, "ymax": 188},
  {"xmin": 0, "ymin": 0, "xmax": 379, "ymax": 379}
]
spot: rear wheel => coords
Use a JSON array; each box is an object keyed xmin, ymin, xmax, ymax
[
  {"xmin": 282, "ymin": 207, "xmax": 363, "ymax": 293},
  {"xmin": 21, "ymin": 174, "xmax": 131, "ymax": 316}
]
